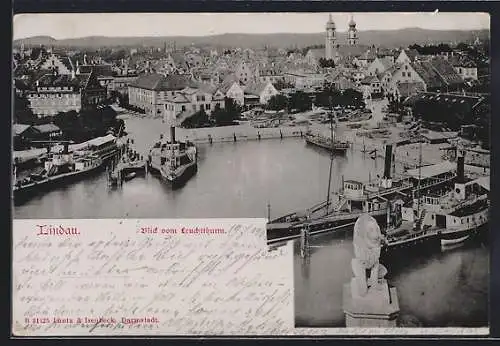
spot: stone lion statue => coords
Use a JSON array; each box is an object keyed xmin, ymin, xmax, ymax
[{"xmin": 351, "ymin": 214, "xmax": 387, "ymax": 297}]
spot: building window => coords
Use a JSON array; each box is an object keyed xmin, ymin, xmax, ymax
[
  {"xmin": 206, "ymin": 103, "xmax": 211, "ymax": 110},
  {"xmin": 408, "ymin": 72, "xmax": 411, "ymax": 77},
  {"xmin": 402, "ymin": 72, "xmax": 406, "ymax": 77},
  {"xmin": 181, "ymin": 105, "xmax": 186, "ymax": 112}
]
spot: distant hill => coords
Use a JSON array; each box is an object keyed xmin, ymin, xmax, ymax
[{"xmin": 14, "ymin": 28, "xmax": 490, "ymax": 50}]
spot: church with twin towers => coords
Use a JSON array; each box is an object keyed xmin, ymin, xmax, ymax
[{"xmin": 325, "ymin": 14, "xmax": 359, "ymax": 60}]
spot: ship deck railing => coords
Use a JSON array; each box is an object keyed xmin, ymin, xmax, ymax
[
  {"xmin": 409, "ymin": 173, "xmax": 456, "ymax": 195},
  {"xmin": 386, "ymin": 226, "xmax": 440, "ymax": 245}
]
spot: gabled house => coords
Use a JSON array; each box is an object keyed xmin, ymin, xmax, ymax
[
  {"xmin": 219, "ymin": 75, "xmax": 245, "ymax": 106},
  {"xmin": 163, "ymin": 83, "xmax": 225, "ymax": 124},
  {"xmin": 449, "ymin": 55, "xmax": 478, "ymax": 81},
  {"xmin": 389, "ymin": 58, "xmax": 463, "ymax": 96},
  {"xmin": 39, "ymin": 53, "xmax": 75, "ymax": 76},
  {"xmin": 395, "ymin": 49, "xmax": 421, "ymax": 64},
  {"xmin": 360, "ymin": 75, "xmax": 382, "ymax": 95},
  {"xmin": 354, "ymin": 50, "xmax": 377, "ymax": 68},
  {"xmin": 367, "ymin": 57, "xmax": 394, "ymax": 77},
  {"xmin": 244, "ymin": 81, "xmax": 279, "ymax": 105}
]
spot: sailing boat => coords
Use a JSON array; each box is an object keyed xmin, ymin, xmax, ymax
[{"xmin": 304, "ymin": 103, "xmax": 349, "ymax": 154}]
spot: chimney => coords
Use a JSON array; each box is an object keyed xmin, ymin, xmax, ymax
[
  {"xmin": 170, "ymin": 126, "xmax": 176, "ymax": 143},
  {"xmin": 383, "ymin": 144, "xmax": 393, "ymax": 179},
  {"xmin": 380, "ymin": 144, "xmax": 393, "ymax": 189},
  {"xmin": 456, "ymin": 154, "xmax": 465, "ymax": 183}
]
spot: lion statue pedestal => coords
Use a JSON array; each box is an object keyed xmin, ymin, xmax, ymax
[{"xmin": 342, "ymin": 214, "xmax": 400, "ymax": 327}]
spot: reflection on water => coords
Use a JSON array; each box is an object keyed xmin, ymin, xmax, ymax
[{"xmin": 294, "ymin": 230, "xmax": 488, "ymax": 328}]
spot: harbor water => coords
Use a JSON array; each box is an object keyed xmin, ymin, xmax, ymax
[
  {"xmin": 13, "ymin": 116, "xmax": 489, "ymax": 327},
  {"xmin": 14, "ymin": 117, "xmax": 391, "ymax": 219},
  {"xmin": 294, "ymin": 230, "xmax": 488, "ymax": 328}
]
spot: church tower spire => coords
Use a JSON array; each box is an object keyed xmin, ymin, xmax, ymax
[
  {"xmin": 325, "ymin": 14, "xmax": 336, "ymax": 60},
  {"xmin": 347, "ymin": 14, "xmax": 358, "ymax": 46}
]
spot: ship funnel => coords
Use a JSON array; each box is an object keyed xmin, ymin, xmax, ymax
[
  {"xmin": 457, "ymin": 154, "xmax": 465, "ymax": 183},
  {"xmin": 383, "ymin": 144, "xmax": 393, "ymax": 179},
  {"xmin": 170, "ymin": 126, "xmax": 176, "ymax": 143},
  {"xmin": 381, "ymin": 144, "xmax": 393, "ymax": 189}
]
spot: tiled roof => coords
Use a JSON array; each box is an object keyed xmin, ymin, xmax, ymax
[
  {"xmin": 191, "ymin": 82, "xmax": 218, "ymax": 95},
  {"xmin": 37, "ymin": 73, "xmax": 81, "ymax": 88},
  {"xmin": 411, "ymin": 62, "xmax": 443, "ymax": 89},
  {"xmin": 219, "ymin": 74, "xmax": 241, "ymax": 93},
  {"xmin": 361, "ymin": 75, "xmax": 379, "ymax": 84},
  {"xmin": 32, "ymin": 124, "xmax": 61, "ymax": 133},
  {"xmin": 396, "ymin": 81, "xmax": 425, "ymax": 98},
  {"xmin": 165, "ymin": 93, "xmax": 191, "ymax": 103},
  {"xmin": 78, "ymin": 64, "xmax": 113, "ymax": 76},
  {"xmin": 129, "ymin": 73, "xmax": 190, "ymax": 91},
  {"xmin": 358, "ymin": 50, "xmax": 377, "ymax": 61},
  {"xmin": 13, "ymin": 124, "xmax": 31, "ymax": 136},
  {"xmin": 376, "ymin": 48, "xmax": 393, "ymax": 57},
  {"xmin": 448, "ymin": 55, "xmax": 477, "ymax": 68},
  {"xmin": 428, "ymin": 58, "xmax": 463, "ymax": 85},
  {"xmin": 379, "ymin": 57, "xmax": 394, "ymax": 71},
  {"xmin": 405, "ymin": 49, "xmax": 421, "ymax": 60},
  {"xmin": 335, "ymin": 45, "xmax": 371, "ymax": 58},
  {"xmin": 244, "ymin": 82, "xmax": 270, "ymax": 96}
]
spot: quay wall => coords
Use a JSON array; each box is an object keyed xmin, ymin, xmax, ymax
[{"xmin": 172, "ymin": 125, "xmax": 309, "ymax": 144}]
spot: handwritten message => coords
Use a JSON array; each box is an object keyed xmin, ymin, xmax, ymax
[{"xmin": 12, "ymin": 219, "xmax": 292, "ymax": 336}]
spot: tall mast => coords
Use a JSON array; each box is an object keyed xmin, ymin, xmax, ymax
[
  {"xmin": 416, "ymin": 123, "xmax": 423, "ymax": 228},
  {"xmin": 326, "ymin": 96, "xmax": 334, "ymax": 215}
]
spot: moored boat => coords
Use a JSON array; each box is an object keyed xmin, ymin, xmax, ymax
[
  {"xmin": 148, "ymin": 126, "xmax": 197, "ymax": 188},
  {"xmin": 305, "ymin": 131, "xmax": 350, "ymax": 154},
  {"xmin": 13, "ymin": 144, "xmax": 104, "ymax": 204},
  {"xmin": 383, "ymin": 151, "xmax": 489, "ymax": 252},
  {"xmin": 266, "ymin": 142, "xmax": 459, "ymax": 245}
]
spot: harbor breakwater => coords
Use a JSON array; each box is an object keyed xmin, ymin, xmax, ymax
[{"xmin": 176, "ymin": 124, "xmax": 309, "ymax": 144}]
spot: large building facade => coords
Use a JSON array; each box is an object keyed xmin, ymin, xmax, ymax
[{"xmin": 26, "ymin": 70, "xmax": 107, "ymax": 117}]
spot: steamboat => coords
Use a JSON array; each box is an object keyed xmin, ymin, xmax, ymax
[
  {"xmin": 266, "ymin": 143, "xmax": 458, "ymax": 245},
  {"xmin": 383, "ymin": 151, "xmax": 489, "ymax": 252},
  {"xmin": 13, "ymin": 135, "xmax": 120, "ymax": 203},
  {"xmin": 148, "ymin": 126, "xmax": 197, "ymax": 188}
]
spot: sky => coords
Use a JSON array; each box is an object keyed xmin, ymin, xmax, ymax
[{"xmin": 13, "ymin": 12, "xmax": 490, "ymax": 40}]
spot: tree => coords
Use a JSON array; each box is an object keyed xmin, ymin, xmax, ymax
[
  {"xmin": 266, "ymin": 94, "xmax": 288, "ymax": 111},
  {"xmin": 224, "ymin": 97, "xmax": 242, "ymax": 119},
  {"xmin": 13, "ymin": 94, "xmax": 37, "ymax": 124},
  {"xmin": 289, "ymin": 91, "xmax": 312, "ymax": 112},
  {"xmin": 342, "ymin": 89, "xmax": 365, "ymax": 109},
  {"xmin": 181, "ymin": 109, "xmax": 210, "ymax": 128},
  {"xmin": 273, "ymin": 79, "xmax": 294, "ymax": 91},
  {"xmin": 212, "ymin": 99, "xmax": 241, "ymax": 126},
  {"xmin": 318, "ymin": 58, "xmax": 335, "ymax": 68}
]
